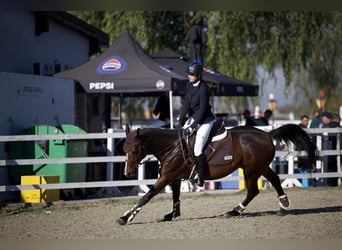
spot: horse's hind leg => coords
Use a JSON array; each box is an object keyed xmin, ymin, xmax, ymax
[
  {"xmin": 226, "ymin": 173, "xmax": 260, "ymax": 217},
  {"xmin": 161, "ymin": 179, "xmax": 181, "ymax": 221},
  {"xmin": 262, "ymin": 166, "xmax": 290, "ymax": 212}
]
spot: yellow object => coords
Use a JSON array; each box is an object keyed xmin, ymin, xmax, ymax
[
  {"xmin": 20, "ymin": 176, "xmax": 59, "ymax": 203},
  {"xmin": 238, "ymin": 169, "xmax": 262, "ymax": 190}
]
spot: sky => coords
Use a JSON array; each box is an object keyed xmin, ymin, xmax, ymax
[{"xmin": 256, "ymin": 67, "xmax": 296, "ymax": 117}]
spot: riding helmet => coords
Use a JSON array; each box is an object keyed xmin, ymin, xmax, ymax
[{"xmin": 186, "ymin": 63, "xmax": 203, "ymax": 75}]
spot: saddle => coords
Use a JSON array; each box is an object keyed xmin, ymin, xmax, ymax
[{"xmin": 183, "ymin": 119, "xmax": 233, "ymax": 166}]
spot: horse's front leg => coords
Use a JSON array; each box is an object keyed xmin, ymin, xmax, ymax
[
  {"xmin": 116, "ymin": 177, "xmax": 168, "ymax": 225},
  {"xmin": 161, "ymin": 179, "xmax": 181, "ymax": 221}
]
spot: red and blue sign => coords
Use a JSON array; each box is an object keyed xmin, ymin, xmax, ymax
[
  {"xmin": 155, "ymin": 80, "xmax": 165, "ymax": 90},
  {"xmin": 96, "ymin": 56, "xmax": 127, "ymax": 74}
]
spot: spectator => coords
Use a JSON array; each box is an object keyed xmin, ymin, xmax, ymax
[
  {"xmin": 318, "ymin": 111, "xmax": 336, "ymax": 186},
  {"xmin": 152, "ymin": 93, "xmax": 170, "ymax": 127},
  {"xmin": 241, "ymin": 109, "xmax": 257, "ymax": 126},
  {"xmin": 298, "ymin": 115, "xmax": 309, "ymax": 128},
  {"xmin": 309, "ymin": 111, "xmax": 321, "ymax": 155},
  {"xmin": 331, "ymin": 112, "xmax": 341, "ymax": 126},
  {"xmin": 296, "ymin": 115, "xmax": 311, "ymax": 170},
  {"xmin": 309, "ymin": 111, "xmax": 321, "ymax": 128},
  {"xmin": 326, "ymin": 112, "xmax": 341, "ymax": 186},
  {"xmin": 254, "ymin": 109, "xmax": 273, "ymax": 126},
  {"xmin": 142, "ymin": 99, "xmax": 151, "ymax": 119}
]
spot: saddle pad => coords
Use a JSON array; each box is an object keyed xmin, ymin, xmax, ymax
[{"xmin": 205, "ymin": 131, "xmax": 233, "ymax": 165}]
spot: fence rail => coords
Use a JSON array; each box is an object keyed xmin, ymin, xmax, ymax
[{"xmin": 0, "ymin": 127, "xmax": 341, "ymax": 194}]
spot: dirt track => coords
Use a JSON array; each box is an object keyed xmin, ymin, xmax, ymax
[{"xmin": 1, "ymin": 186, "xmax": 342, "ymax": 239}]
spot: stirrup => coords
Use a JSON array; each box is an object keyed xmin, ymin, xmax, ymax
[
  {"xmin": 189, "ymin": 173, "xmax": 204, "ymax": 187},
  {"xmin": 188, "ymin": 165, "xmax": 198, "ymax": 182},
  {"xmin": 189, "ymin": 178, "xmax": 204, "ymax": 187},
  {"xmin": 189, "ymin": 173, "xmax": 199, "ymax": 184}
]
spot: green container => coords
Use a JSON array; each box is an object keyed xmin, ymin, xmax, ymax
[
  {"xmin": 56, "ymin": 124, "xmax": 87, "ymax": 183},
  {"xmin": 8, "ymin": 124, "xmax": 87, "ymax": 184}
]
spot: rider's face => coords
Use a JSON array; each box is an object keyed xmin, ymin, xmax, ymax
[{"xmin": 188, "ymin": 74, "xmax": 199, "ymax": 83}]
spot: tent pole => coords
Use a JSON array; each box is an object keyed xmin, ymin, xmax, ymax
[
  {"xmin": 119, "ymin": 94, "xmax": 123, "ymax": 129},
  {"xmin": 103, "ymin": 93, "xmax": 110, "ymax": 131},
  {"xmin": 169, "ymin": 90, "xmax": 174, "ymax": 128}
]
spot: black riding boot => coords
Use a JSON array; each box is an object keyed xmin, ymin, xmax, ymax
[{"xmin": 195, "ymin": 154, "xmax": 206, "ymax": 187}]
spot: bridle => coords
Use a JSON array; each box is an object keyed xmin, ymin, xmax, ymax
[
  {"xmin": 125, "ymin": 133, "xmax": 186, "ymax": 169},
  {"xmin": 125, "ymin": 143, "xmax": 148, "ymax": 168}
]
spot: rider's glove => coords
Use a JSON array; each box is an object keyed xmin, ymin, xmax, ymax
[{"xmin": 184, "ymin": 127, "xmax": 192, "ymax": 136}]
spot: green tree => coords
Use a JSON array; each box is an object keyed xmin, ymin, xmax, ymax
[
  {"xmin": 70, "ymin": 11, "xmax": 342, "ymax": 116},
  {"xmin": 205, "ymin": 11, "xmax": 342, "ymax": 115}
]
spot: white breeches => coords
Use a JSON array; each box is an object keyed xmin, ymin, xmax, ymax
[{"xmin": 183, "ymin": 117, "xmax": 216, "ymax": 156}]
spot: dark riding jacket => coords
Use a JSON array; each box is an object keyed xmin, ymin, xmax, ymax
[{"xmin": 178, "ymin": 80, "xmax": 215, "ymax": 129}]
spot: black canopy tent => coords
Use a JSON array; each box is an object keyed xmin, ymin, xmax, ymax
[
  {"xmin": 55, "ymin": 31, "xmax": 188, "ymax": 128},
  {"xmin": 55, "ymin": 31, "xmax": 187, "ymax": 95},
  {"xmin": 55, "ymin": 31, "xmax": 259, "ymax": 129},
  {"xmin": 151, "ymin": 48, "xmax": 259, "ymax": 97}
]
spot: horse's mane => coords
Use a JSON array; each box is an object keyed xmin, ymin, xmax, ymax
[
  {"xmin": 125, "ymin": 127, "xmax": 179, "ymax": 147},
  {"xmin": 123, "ymin": 127, "xmax": 181, "ymax": 156},
  {"xmin": 140, "ymin": 127, "xmax": 177, "ymax": 134}
]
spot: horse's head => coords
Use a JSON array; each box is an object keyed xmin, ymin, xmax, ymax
[{"xmin": 123, "ymin": 125, "xmax": 147, "ymax": 178}]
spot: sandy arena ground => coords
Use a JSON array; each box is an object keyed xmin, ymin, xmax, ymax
[{"xmin": 1, "ymin": 186, "xmax": 341, "ymax": 239}]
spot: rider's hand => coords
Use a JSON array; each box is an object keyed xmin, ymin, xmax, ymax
[{"xmin": 184, "ymin": 127, "xmax": 192, "ymax": 136}]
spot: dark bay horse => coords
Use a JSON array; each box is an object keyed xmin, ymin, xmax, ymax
[{"xmin": 116, "ymin": 124, "xmax": 316, "ymax": 225}]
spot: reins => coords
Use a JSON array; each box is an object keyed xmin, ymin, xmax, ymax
[
  {"xmin": 126, "ymin": 129, "xmax": 194, "ymax": 169},
  {"xmin": 178, "ymin": 129, "xmax": 192, "ymax": 167},
  {"xmin": 126, "ymin": 139, "xmax": 180, "ymax": 167}
]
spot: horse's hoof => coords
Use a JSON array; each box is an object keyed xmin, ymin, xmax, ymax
[
  {"xmin": 225, "ymin": 209, "xmax": 241, "ymax": 218},
  {"xmin": 164, "ymin": 214, "xmax": 173, "ymax": 221},
  {"xmin": 278, "ymin": 195, "xmax": 290, "ymax": 209},
  {"xmin": 276, "ymin": 208, "xmax": 287, "ymax": 216},
  {"xmin": 159, "ymin": 211, "xmax": 180, "ymax": 222},
  {"xmin": 116, "ymin": 217, "xmax": 127, "ymax": 225}
]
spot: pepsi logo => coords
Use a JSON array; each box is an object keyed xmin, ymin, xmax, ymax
[
  {"xmin": 155, "ymin": 80, "xmax": 165, "ymax": 89},
  {"xmin": 102, "ymin": 59, "xmax": 121, "ymax": 71},
  {"xmin": 96, "ymin": 56, "xmax": 127, "ymax": 74}
]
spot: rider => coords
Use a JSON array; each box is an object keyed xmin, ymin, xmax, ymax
[{"xmin": 177, "ymin": 62, "xmax": 216, "ymax": 187}]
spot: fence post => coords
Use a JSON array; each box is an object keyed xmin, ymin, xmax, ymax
[
  {"xmin": 281, "ymin": 142, "xmax": 302, "ymax": 188},
  {"xmin": 106, "ymin": 128, "xmax": 114, "ymax": 182},
  {"xmin": 336, "ymin": 132, "xmax": 341, "ymax": 186},
  {"xmin": 97, "ymin": 128, "xmax": 121, "ymax": 196}
]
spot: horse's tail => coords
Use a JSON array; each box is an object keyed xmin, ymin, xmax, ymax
[{"xmin": 268, "ymin": 124, "xmax": 317, "ymax": 169}]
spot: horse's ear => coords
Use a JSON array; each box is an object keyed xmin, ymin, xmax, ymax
[
  {"xmin": 136, "ymin": 128, "xmax": 140, "ymax": 137},
  {"xmin": 125, "ymin": 124, "xmax": 130, "ymax": 135}
]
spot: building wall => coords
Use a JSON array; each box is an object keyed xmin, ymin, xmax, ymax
[
  {"xmin": 0, "ymin": 11, "xmax": 89, "ymax": 75},
  {"xmin": 0, "ymin": 11, "xmax": 106, "ymax": 133},
  {"xmin": 0, "ymin": 12, "xmax": 108, "ymax": 199},
  {"xmin": 0, "ymin": 72, "xmax": 74, "ymax": 200},
  {"xmin": 0, "ymin": 72, "xmax": 75, "ymax": 136}
]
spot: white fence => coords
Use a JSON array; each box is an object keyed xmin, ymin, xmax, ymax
[{"xmin": 0, "ymin": 127, "xmax": 341, "ymax": 196}]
